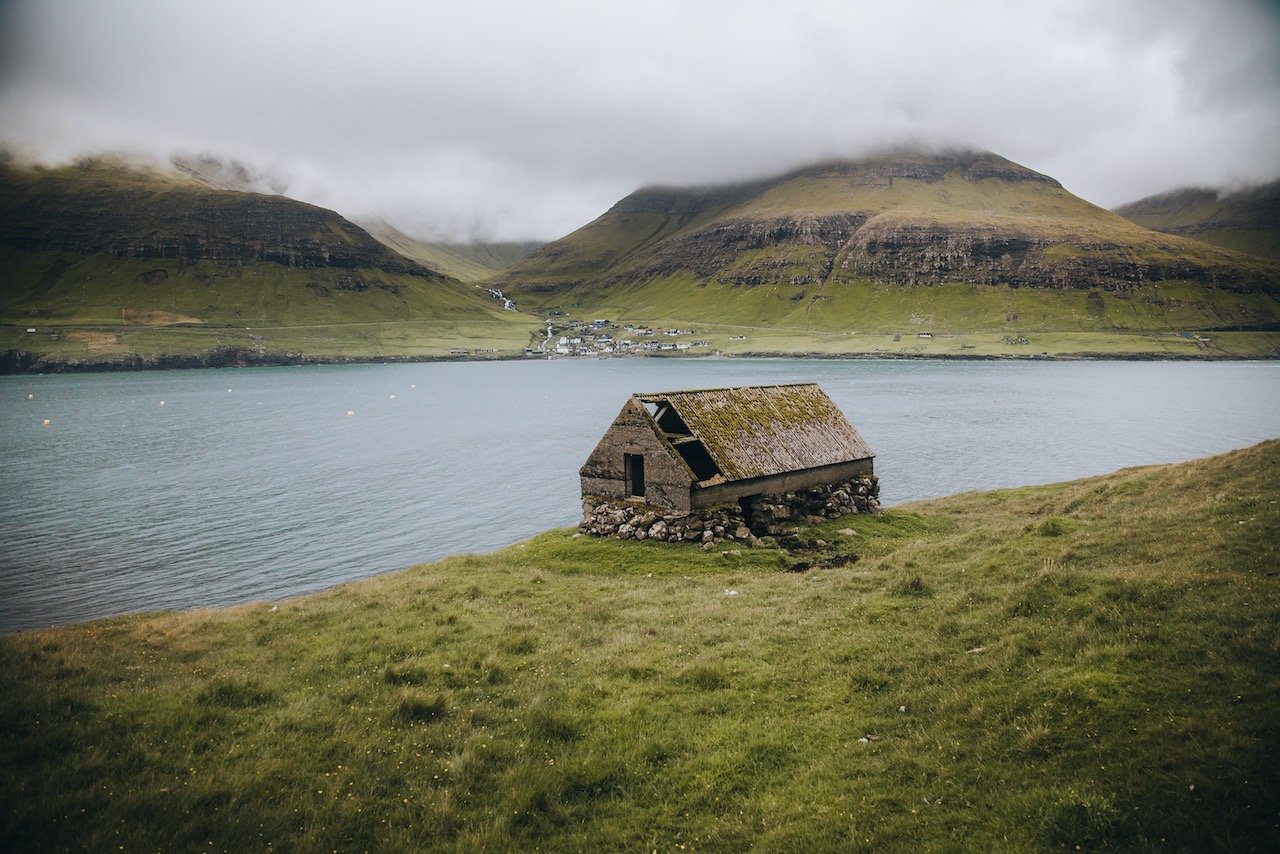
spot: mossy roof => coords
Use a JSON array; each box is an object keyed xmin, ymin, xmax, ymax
[{"xmin": 636, "ymin": 383, "xmax": 874, "ymax": 481}]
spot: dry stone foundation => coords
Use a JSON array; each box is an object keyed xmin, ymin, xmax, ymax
[{"xmin": 580, "ymin": 475, "xmax": 879, "ymax": 546}]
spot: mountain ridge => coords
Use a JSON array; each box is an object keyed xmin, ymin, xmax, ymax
[
  {"xmin": 0, "ymin": 156, "xmax": 430, "ymax": 280},
  {"xmin": 4, "ymin": 148, "xmax": 1278, "ymax": 364},
  {"xmin": 1114, "ymin": 180, "xmax": 1280, "ymax": 261},
  {"xmin": 500, "ymin": 149, "xmax": 1277, "ymax": 298}
]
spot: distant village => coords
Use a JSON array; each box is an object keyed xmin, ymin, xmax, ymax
[{"xmin": 531, "ymin": 315, "xmax": 714, "ymax": 357}]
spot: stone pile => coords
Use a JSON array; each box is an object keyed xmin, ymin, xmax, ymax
[
  {"xmin": 578, "ymin": 501, "xmax": 754, "ymax": 547},
  {"xmin": 744, "ymin": 476, "xmax": 880, "ymax": 535},
  {"xmin": 580, "ymin": 475, "xmax": 879, "ymax": 545}
]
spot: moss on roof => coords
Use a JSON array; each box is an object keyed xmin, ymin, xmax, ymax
[{"xmin": 636, "ymin": 384, "xmax": 874, "ymax": 481}]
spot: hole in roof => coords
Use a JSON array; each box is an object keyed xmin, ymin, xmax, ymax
[
  {"xmin": 656, "ymin": 406, "xmax": 691, "ymax": 436},
  {"xmin": 676, "ymin": 440, "xmax": 720, "ymax": 481}
]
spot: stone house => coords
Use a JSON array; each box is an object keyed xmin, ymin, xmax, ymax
[{"xmin": 579, "ymin": 384, "xmax": 878, "ymax": 543}]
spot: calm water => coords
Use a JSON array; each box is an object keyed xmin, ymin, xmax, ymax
[{"xmin": 2, "ymin": 359, "xmax": 1278, "ymax": 631}]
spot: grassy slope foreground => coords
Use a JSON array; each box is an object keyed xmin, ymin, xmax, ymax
[
  {"xmin": 3, "ymin": 442, "xmax": 1278, "ymax": 850},
  {"xmin": 0, "ymin": 157, "xmax": 534, "ymax": 367},
  {"xmin": 497, "ymin": 151, "xmax": 1280, "ymax": 358}
]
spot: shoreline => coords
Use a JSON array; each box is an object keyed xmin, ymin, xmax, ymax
[
  {"xmin": 5, "ymin": 439, "xmax": 1272, "ymax": 636},
  {"xmin": 4, "ymin": 346, "xmax": 1276, "ymax": 375}
]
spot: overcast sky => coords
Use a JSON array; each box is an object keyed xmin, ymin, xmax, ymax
[{"xmin": 2, "ymin": 0, "xmax": 1278, "ymax": 241}]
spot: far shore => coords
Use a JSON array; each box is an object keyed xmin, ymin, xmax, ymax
[{"xmin": 4, "ymin": 346, "xmax": 1278, "ymax": 375}]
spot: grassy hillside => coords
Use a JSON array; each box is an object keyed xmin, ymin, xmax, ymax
[
  {"xmin": 498, "ymin": 151, "xmax": 1280, "ymax": 357},
  {"xmin": 1115, "ymin": 181, "xmax": 1280, "ymax": 261},
  {"xmin": 0, "ymin": 157, "xmax": 536, "ymax": 366},
  {"xmin": 361, "ymin": 219, "xmax": 540, "ymax": 283},
  {"xmin": 3, "ymin": 441, "xmax": 1277, "ymax": 850}
]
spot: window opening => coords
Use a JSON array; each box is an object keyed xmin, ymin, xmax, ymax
[{"xmin": 624, "ymin": 453, "xmax": 645, "ymax": 498}]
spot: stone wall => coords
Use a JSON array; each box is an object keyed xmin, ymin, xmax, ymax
[
  {"xmin": 742, "ymin": 475, "xmax": 879, "ymax": 534},
  {"xmin": 579, "ymin": 474, "xmax": 879, "ymax": 546},
  {"xmin": 579, "ymin": 399, "xmax": 695, "ymax": 511}
]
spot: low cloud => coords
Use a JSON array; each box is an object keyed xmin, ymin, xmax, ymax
[{"xmin": 2, "ymin": 0, "xmax": 1277, "ymax": 241}]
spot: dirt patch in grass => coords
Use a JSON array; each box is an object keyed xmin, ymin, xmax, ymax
[
  {"xmin": 66, "ymin": 330, "xmax": 122, "ymax": 351},
  {"xmin": 122, "ymin": 308, "xmax": 205, "ymax": 326}
]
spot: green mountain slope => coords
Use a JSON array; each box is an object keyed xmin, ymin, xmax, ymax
[
  {"xmin": 1114, "ymin": 180, "xmax": 1280, "ymax": 261},
  {"xmin": 3, "ymin": 441, "xmax": 1277, "ymax": 849},
  {"xmin": 499, "ymin": 150, "xmax": 1280, "ymax": 357},
  {"xmin": 0, "ymin": 157, "xmax": 533, "ymax": 367},
  {"xmin": 360, "ymin": 219, "xmax": 541, "ymax": 283}
]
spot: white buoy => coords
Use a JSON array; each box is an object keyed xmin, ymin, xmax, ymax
[
  {"xmin": 27, "ymin": 393, "xmax": 34, "ymax": 400},
  {"xmin": 410, "ymin": 384, "xmax": 416, "ymax": 389},
  {"xmin": 346, "ymin": 410, "xmax": 355, "ymax": 417},
  {"xmin": 389, "ymin": 394, "xmax": 396, "ymax": 400},
  {"xmin": 159, "ymin": 400, "xmax": 165, "ymax": 407},
  {"xmin": 42, "ymin": 419, "xmax": 50, "ymax": 427},
  {"xmin": 227, "ymin": 388, "xmax": 233, "ymax": 394}
]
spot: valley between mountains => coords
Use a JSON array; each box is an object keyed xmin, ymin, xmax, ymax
[{"xmin": 2, "ymin": 149, "xmax": 1278, "ymax": 369}]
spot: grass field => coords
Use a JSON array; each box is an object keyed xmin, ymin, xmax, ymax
[
  {"xmin": 557, "ymin": 273, "xmax": 1280, "ymax": 358},
  {"xmin": 0, "ymin": 251, "xmax": 541, "ymax": 365},
  {"xmin": 3, "ymin": 441, "xmax": 1277, "ymax": 850},
  {"xmin": 0, "ymin": 318, "xmax": 536, "ymax": 364},
  {"xmin": 643, "ymin": 327, "xmax": 1280, "ymax": 360}
]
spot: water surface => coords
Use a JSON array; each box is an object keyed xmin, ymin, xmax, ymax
[{"xmin": 3, "ymin": 359, "xmax": 1277, "ymax": 631}]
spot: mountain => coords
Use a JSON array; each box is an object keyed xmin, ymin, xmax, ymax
[
  {"xmin": 497, "ymin": 150, "xmax": 1280, "ymax": 355},
  {"xmin": 0, "ymin": 156, "xmax": 531, "ymax": 367},
  {"xmin": 1114, "ymin": 180, "xmax": 1280, "ymax": 261},
  {"xmin": 169, "ymin": 152, "xmax": 290, "ymax": 196},
  {"xmin": 360, "ymin": 219, "xmax": 541, "ymax": 283},
  {"xmin": 168, "ymin": 155, "xmax": 542, "ymax": 283}
]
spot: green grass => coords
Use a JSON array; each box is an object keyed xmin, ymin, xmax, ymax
[
  {"xmin": 3, "ymin": 441, "xmax": 1278, "ymax": 850},
  {"xmin": 552, "ymin": 272, "xmax": 1280, "ymax": 357},
  {"xmin": 0, "ymin": 250, "xmax": 540, "ymax": 363},
  {"xmin": 0, "ymin": 250, "xmax": 518, "ymax": 326},
  {"xmin": 0, "ymin": 319, "xmax": 536, "ymax": 364}
]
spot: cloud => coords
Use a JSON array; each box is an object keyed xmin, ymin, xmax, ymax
[{"xmin": 1, "ymin": 0, "xmax": 1278, "ymax": 240}]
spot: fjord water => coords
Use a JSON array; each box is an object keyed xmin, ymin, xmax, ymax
[{"xmin": 3, "ymin": 359, "xmax": 1278, "ymax": 631}]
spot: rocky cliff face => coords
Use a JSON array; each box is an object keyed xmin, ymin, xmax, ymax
[
  {"xmin": 596, "ymin": 213, "xmax": 1266, "ymax": 293},
  {"xmin": 629, "ymin": 214, "xmax": 867, "ymax": 284},
  {"xmin": 832, "ymin": 222, "xmax": 1258, "ymax": 291}
]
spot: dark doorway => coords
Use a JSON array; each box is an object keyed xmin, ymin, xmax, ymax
[{"xmin": 624, "ymin": 453, "xmax": 645, "ymax": 498}]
